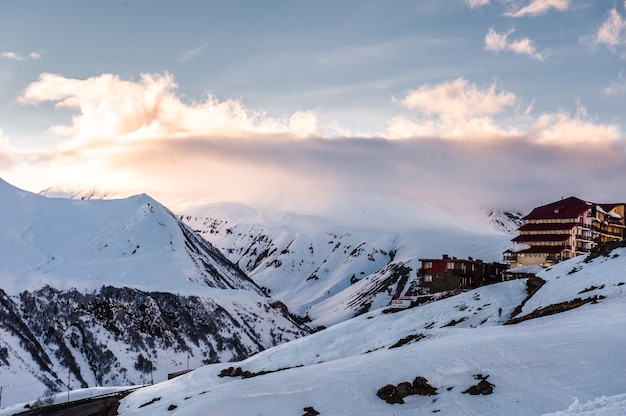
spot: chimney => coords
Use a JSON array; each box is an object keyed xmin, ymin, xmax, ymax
[{"xmin": 442, "ymin": 254, "xmax": 449, "ymax": 260}]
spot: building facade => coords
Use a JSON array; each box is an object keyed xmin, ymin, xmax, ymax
[
  {"xmin": 418, "ymin": 255, "xmax": 507, "ymax": 293},
  {"xmin": 506, "ymin": 197, "xmax": 626, "ymax": 268}
]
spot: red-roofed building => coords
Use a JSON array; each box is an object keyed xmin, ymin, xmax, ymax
[
  {"xmin": 506, "ymin": 197, "xmax": 625, "ymax": 268},
  {"xmin": 419, "ymin": 255, "xmax": 507, "ymax": 293}
]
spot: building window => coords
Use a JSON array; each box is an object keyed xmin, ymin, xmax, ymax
[
  {"xmin": 423, "ymin": 274, "xmax": 433, "ymax": 282},
  {"xmin": 424, "ymin": 261, "xmax": 432, "ymax": 269},
  {"xmin": 446, "ymin": 261, "xmax": 454, "ymax": 270}
]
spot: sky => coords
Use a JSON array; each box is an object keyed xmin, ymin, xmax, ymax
[{"xmin": 1, "ymin": 0, "xmax": 626, "ymax": 220}]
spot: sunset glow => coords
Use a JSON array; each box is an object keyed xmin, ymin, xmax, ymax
[{"xmin": 1, "ymin": 0, "xmax": 625, "ymax": 218}]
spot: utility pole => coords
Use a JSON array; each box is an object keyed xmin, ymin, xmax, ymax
[
  {"xmin": 67, "ymin": 367, "xmax": 71, "ymax": 403},
  {"xmin": 0, "ymin": 384, "xmax": 10, "ymax": 409}
]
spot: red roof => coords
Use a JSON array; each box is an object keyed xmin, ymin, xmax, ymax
[
  {"xmin": 518, "ymin": 223, "xmax": 576, "ymax": 232},
  {"xmin": 512, "ymin": 234, "xmax": 570, "ymax": 243},
  {"xmin": 517, "ymin": 246, "xmax": 567, "ymax": 254},
  {"xmin": 598, "ymin": 203, "xmax": 624, "ymax": 213},
  {"xmin": 523, "ymin": 197, "xmax": 593, "ymax": 221}
]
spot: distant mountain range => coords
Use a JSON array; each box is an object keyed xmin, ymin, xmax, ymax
[
  {"xmin": 179, "ymin": 202, "xmax": 513, "ymax": 327},
  {"xmin": 39, "ymin": 184, "xmax": 517, "ymax": 327},
  {"xmin": 3, "ymin": 227, "xmax": 625, "ymax": 415},
  {"xmin": 0, "ymin": 179, "xmax": 521, "ymax": 407}
]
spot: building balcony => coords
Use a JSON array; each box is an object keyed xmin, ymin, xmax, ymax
[{"xmin": 575, "ymin": 234, "xmax": 595, "ymax": 242}]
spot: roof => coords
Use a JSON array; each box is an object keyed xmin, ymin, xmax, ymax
[
  {"xmin": 523, "ymin": 197, "xmax": 593, "ymax": 221},
  {"xmin": 512, "ymin": 234, "xmax": 571, "ymax": 243},
  {"xmin": 419, "ymin": 257, "xmax": 483, "ymax": 263},
  {"xmin": 517, "ymin": 246, "xmax": 567, "ymax": 255},
  {"xmin": 505, "ymin": 265, "xmax": 544, "ymax": 275},
  {"xmin": 597, "ymin": 204, "xmax": 623, "ymax": 219},
  {"xmin": 518, "ymin": 223, "xmax": 576, "ymax": 232},
  {"xmin": 598, "ymin": 203, "xmax": 623, "ymax": 213}
]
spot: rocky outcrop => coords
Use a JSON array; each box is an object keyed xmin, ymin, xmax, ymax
[{"xmin": 377, "ymin": 376, "xmax": 438, "ymax": 404}]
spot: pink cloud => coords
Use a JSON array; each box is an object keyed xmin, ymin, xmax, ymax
[{"xmin": 7, "ymin": 73, "xmax": 626, "ymax": 221}]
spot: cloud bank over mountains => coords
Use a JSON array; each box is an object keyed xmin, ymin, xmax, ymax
[{"xmin": 1, "ymin": 71, "xmax": 624, "ymax": 220}]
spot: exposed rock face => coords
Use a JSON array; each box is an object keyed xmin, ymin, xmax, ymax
[{"xmin": 0, "ymin": 286, "xmax": 311, "ymax": 392}]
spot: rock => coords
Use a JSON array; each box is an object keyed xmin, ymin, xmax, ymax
[
  {"xmin": 412, "ymin": 376, "xmax": 438, "ymax": 396},
  {"xmin": 377, "ymin": 376, "xmax": 438, "ymax": 404},
  {"xmin": 376, "ymin": 384, "xmax": 397, "ymax": 401},
  {"xmin": 303, "ymin": 406, "xmax": 320, "ymax": 416},
  {"xmin": 463, "ymin": 378, "xmax": 494, "ymax": 395},
  {"xmin": 395, "ymin": 382, "xmax": 414, "ymax": 398}
]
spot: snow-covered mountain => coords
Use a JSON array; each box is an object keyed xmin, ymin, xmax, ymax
[
  {"xmin": 179, "ymin": 202, "xmax": 511, "ymax": 327},
  {"xmin": 48, "ymin": 242, "xmax": 624, "ymax": 416},
  {"xmin": 0, "ymin": 179, "xmax": 310, "ymax": 406},
  {"xmin": 40, "ymin": 186, "xmax": 516, "ymax": 328},
  {"xmin": 486, "ymin": 209, "xmax": 524, "ymax": 234}
]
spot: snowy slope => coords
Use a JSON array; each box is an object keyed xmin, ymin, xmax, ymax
[
  {"xmin": 91, "ymin": 245, "xmax": 626, "ymax": 416},
  {"xmin": 40, "ymin": 186, "xmax": 514, "ymax": 327},
  {"xmin": 0, "ymin": 178, "xmax": 261, "ymax": 294},
  {"xmin": 0, "ymin": 179, "xmax": 311, "ymax": 407},
  {"xmin": 486, "ymin": 209, "xmax": 524, "ymax": 234},
  {"xmin": 180, "ymin": 202, "xmax": 511, "ymax": 326}
]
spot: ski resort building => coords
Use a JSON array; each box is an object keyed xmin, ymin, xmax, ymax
[
  {"xmin": 418, "ymin": 255, "xmax": 507, "ymax": 293},
  {"xmin": 505, "ymin": 197, "xmax": 626, "ymax": 268}
]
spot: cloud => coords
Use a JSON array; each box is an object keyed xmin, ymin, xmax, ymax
[
  {"xmin": 504, "ymin": 0, "xmax": 570, "ymax": 18},
  {"xmin": 397, "ymin": 78, "xmax": 516, "ymax": 117},
  {"xmin": 593, "ymin": 8, "xmax": 626, "ymax": 53},
  {"xmin": 604, "ymin": 71, "xmax": 626, "ymax": 95},
  {"xmin": 484, "ymin": 28, "xmax": 546, "ymax": 60},
  {"xmin": 2, "ymin": 52, "xmax": 25, "ymax": 61},
  {"xmin": 18, "ymin": 72, "xmax": 320, "ymax": 143},
  {"xmin": 1, "ymin": 51, "xmax": 42, "ymax": 61},
  {"xmin": 12, "ymin": 73, "xmax": 626, "ymax": 225},
  {"xmin": 388, "ymin": 78, "xmax": 621, "ymax": 145},
  {"xmin": 391, "ymin": 78, "xmax": 518, "ymax": 139},
  {"xmin": 177, "ymin": 45, "xmax": 205, "ymax": 62},
  {"xmin": 0, "ymin": 129, "xmax": 20, "ymax": 172},
  {"xmin": 526, "ymin": 112, "xmax": 621, "ymax": 145},
  {"xmin": 465, "ymin": 0, "xmax": 490, "ymax": 9}
]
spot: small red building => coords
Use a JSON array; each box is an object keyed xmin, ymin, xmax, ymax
[{"xmin": 419, "ymin": 255, "xmax": 506, "ymax": 293}]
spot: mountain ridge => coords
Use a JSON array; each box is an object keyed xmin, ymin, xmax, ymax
[{"xmin": 0, "ymin": 179, "xmax": 311, "ymax": 406}]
